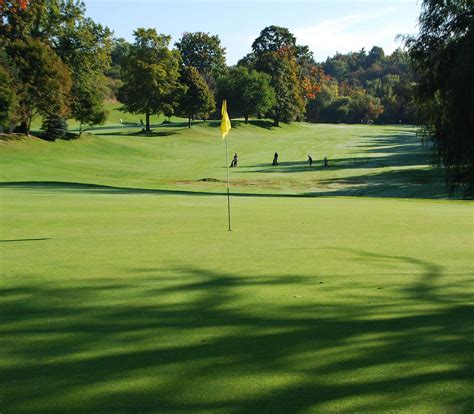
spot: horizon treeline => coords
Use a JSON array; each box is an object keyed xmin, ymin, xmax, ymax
[
  {"xmin": 107, "ymin": 27, "xmax": 416, "ymax": 127},
  {"xmin": 0, "ymin": 0, "xmax": 472, "ymax": 196}
]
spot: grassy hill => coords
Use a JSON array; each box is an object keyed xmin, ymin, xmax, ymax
[
  {"xmin": 1, "ymin": 114, "xmax": 448, "ymax": 198},
  {"xmin": 1, "ymin": 114, "xmax": 472, "ymax": 413}
]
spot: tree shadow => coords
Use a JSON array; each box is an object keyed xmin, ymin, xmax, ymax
[
  {"xmin": 0, "ymin": 181, "xmax": 303, "ymax": 198},
  {"xmin": 305, "ymin": 168, "xmax": 448, "ymax": 199},
  {"xmin": 1, "ymin": 249, "xmax": 472, "ymax": 412},
  {"xmin": 247, "ymin": 133, "xmax": 430, "ymax": 174},
  {"xmin": 94, "ymin": 130, "xmax": 178, "ymax": 137}
]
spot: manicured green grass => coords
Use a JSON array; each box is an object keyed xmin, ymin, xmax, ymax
[
  {"xmin": 1, "ymin": 115, "xmax": 448, "ymax": 198},
  {"xmin": 1, "ymin": 113, "xmax": 473, "ymax": 413}
]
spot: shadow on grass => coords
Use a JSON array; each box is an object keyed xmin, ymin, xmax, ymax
[
  {"xmin": 0, "ymin": 238, "xmax": 51, "ymax": 243},
  {"xmin": 94, "ymin": 130, "xmax": 178, "ymax": 137},
  {"xmin": 1, "ymin": 249, "xmax": 472, "ymax": 412},
  {"xmin": 305, "ymin": 168, "xmax": 448, "ymax": 199},
  {"xmin": 0, "ymin": 181, "xmax": 301, "ymax": 198},
  {"xmin": 247, "ymin": 133, "xmax": 430, "ymax": 174},
  {"xmin": 0, "ymin": 177, "xmax": 452, "ymax": 199}
]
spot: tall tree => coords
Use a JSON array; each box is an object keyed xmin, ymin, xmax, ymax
[
  {"xmin": 177, "ymin": 66, "xmax": 215, "ymax": 128},
  {"xmin": 53, "ymin": 14, "xmax": 112, "ymax": 132},
  {"xmin": 6, "ymin": 38, "xmax": 72, "ymax": 135},
  {"xmin": 251, "ymin": 25, "xmax": 296, "ymax": 56},
  {"xmin": 175, "ymin": 32, "xmax": 226, "ymax": 81},
  {"xmin": 0, "ymin": 50, "xmax": 19, "ymax": 132},
  {"xmin": 248, "ymin": 26, "xmax": 306, "ymax": 125},
  {"xmin": 406, "ymin": 0, "xmax": 474, "ymax": 196},
  {"xmin": 118, "ymin": 28, "xmax": 182, "ymax": 132},
  {"xmin": 1, "ymin": 0, "xmax": 112, "ymax": 136}
]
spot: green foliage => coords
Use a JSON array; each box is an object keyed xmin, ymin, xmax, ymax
[
  {"xmin": 251, "ymin": 25, "xmax": 296, "ymax": 56},
  {"xmin": 177, "ymin": 66, "xmax": 215, "ymax": 127},
  {"xmin": 175, "ymin": 32, "xmax": 226, "ymax": 80},
  {"xmin": 118, "ymin": 28, "xmax": 183, "ymax": 131},
  {"xmin": 308, "ymin": 47, "xmax": 416, "ymax": 124},
  {"xmin": 267, "ymin": 49, "xmax": 306, "ymax": 125},
  {"xmin": 217, "ymin": 67, "xmax": 276, "ymax": 123},
  {"xmin": 406, "ymin": 0, "xmax": 474, "ymax": 197},
  {"xmin": 110, "ymin": 37, "xmax": 131, "ymax": 69},
  {"xmin": 0, "ymin": 52, "xmax": 19, "ymax": 132},
  {"xmin": 0, "ymin": 0, "xmax": 112, "ymax": 135},
  {"xmin": 74, "ymin": 84, "xmax": 108, "ymax": 135},
  {"xmin": 40, "ymin": 113, "xmax": 68, "ymax": 141},
  {"xmin": 246, "ymin": 26, "xmax": 307, "ymax": 125},
  {"xmin": 6, "ymin": 38, "xmax": 72, "ymax": 134},
  {"xmin": 53, "ymin": 14, "xmax": 112, "ymax": 127}
]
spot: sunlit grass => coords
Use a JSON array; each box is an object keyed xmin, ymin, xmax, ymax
[{"xmin": 0, "ymin": 111, "xmax": 472, "ymax": 413}]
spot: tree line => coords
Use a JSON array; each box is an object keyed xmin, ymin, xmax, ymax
[
  {"xmin": 0, "ymin": 0, "xmax": 417, "ymax": 137},
  {"xmin": 1, "ymin": 0, "xmax": 472, "ymax": 196}
]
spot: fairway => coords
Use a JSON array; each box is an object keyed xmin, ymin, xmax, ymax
[{"xmin": 1, "ymin": 119, "xmax": 473, "ymax": 413}]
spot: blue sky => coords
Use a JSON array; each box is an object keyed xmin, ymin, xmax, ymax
[{"xmin": 84, "ymin": 0, "xmax": 421, "ymax": 64}]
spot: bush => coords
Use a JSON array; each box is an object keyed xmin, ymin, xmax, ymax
[{"xmin": 41, "ymin": 114, "xmax": 67, "ymax": 141}]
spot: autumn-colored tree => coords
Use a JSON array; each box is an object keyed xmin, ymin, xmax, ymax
[
  {"xmin": 265, "ymin": 48, "xmax": 306, "ymax": 126},
  {"xmin": 246, "ymin": 26, "xmax": 308, "ymax": 125}
]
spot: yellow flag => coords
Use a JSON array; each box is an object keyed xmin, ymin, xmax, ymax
[{"xmin": 220, "ymin": 99, "xmax": 231, "ymax": 139}]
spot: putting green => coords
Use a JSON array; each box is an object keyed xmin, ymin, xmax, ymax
[{"xmin": 1, "ymin": 116, "xmax": 472, "ymax": 413}]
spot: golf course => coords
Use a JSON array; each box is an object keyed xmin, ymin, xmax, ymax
[{"xmin": 1, "ymin": 111, "xmax": 473, "ymax": 413}]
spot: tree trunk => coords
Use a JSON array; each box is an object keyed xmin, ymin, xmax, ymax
[
  {"xmin": 145, "ymin": 111, "xmax": 151, "ymax": 132},
  {"xmin": 188, "ymin": 117, "xmax": 191, "ymax": 128},
  {"xmin": 273, "ymin": 117, "xmax": 279, "ymax": 127},
  {"xmin": 19, "ymin": 120, "xmax": 29, "ymax": 135},
  {"xmin": 245, "ymin": 114, "xmax": 249, "ymax": 124}
]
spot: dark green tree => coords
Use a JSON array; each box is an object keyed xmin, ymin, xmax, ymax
[
  {"xmin": 217, "ymin": 67, "xmax": 276, "ymax": 123},
  {"xmin": 175, "ymin": 32, "xmax": 226, "ymax": 80},
  {"xmin": 177, "ymin": 66, "xmax": 215, "ymax": 128},
  {"xmin": 0, "ymin": 51, "xmax": 19, "ymax": 132},
  {"xmin": 41, "ymin": 114, "xmax": 68, "ymax": 141},
  {"xmin": 53, "ymin": 14, "xmax": 112, "ymax": 133},
  {"xmin": 6, "ymin": 38, "xmax": 72, "ymax": 135},
  {"xmin": 251, "ymin": 25, "xmax": 296, "ymax": 56},
  {"xmin": 1, "ymin": 0, "xmax": 112, "ymax": 135},
  {"xmin": 406, "ymin": 0, "xmax": 474, "ymax": 196},
  {"xmin": 118, "ymin": 28, "xmax": 182, "ymax": 132}
]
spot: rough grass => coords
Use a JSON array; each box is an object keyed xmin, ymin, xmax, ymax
[{"xmin": 1, "ymin": 111, "xmax": 473, "ymax": 413}]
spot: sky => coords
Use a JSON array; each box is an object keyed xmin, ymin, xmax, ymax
[{"xmin": 84, "ymin": 0, "xmax": 422, "ymax": 64}]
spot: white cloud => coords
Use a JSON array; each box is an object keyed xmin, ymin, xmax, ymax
[{"xmin": 293, "ymin": 7, "xmax": 417, "ymax": 61}]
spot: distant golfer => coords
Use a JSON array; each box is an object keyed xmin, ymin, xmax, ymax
[
  {"xmin": 308, "ymin": 154, "xmax": 313, "ymax": 167},
  {"xmin": 230, "ymin": 153, "xmax": 238, "ymax": 168},
  {"xmin": 324, "ymin": 156, "xmax": 329, "ymax": 168},
  {"xmin": 272, "ymin": 152, "xmax": 279, "ymax": 166}
]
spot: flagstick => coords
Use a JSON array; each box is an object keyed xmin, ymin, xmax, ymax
[{"xmin": 225, "ymin": 136, "xmax": 231, "ymax": 231}]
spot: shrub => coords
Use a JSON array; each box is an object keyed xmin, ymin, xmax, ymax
[{"xmin": 41, "ymin": 114, "xmax": 67, "ymax": 141}]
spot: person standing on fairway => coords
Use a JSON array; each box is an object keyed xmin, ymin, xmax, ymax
[
  {"xmin": 230, "ymin": 153, "xmax": 238, "ymax": 167},
  {"xmin": 324, "ymin": 156, "xmax": 329, "ymax": 168},
  {"xmin": 273, "ymin": 152, "xmax": 279, "ymax": 166},
  {"xmin": 308, "ymin": 154, "xmax": 313, "ymax": 167}
]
